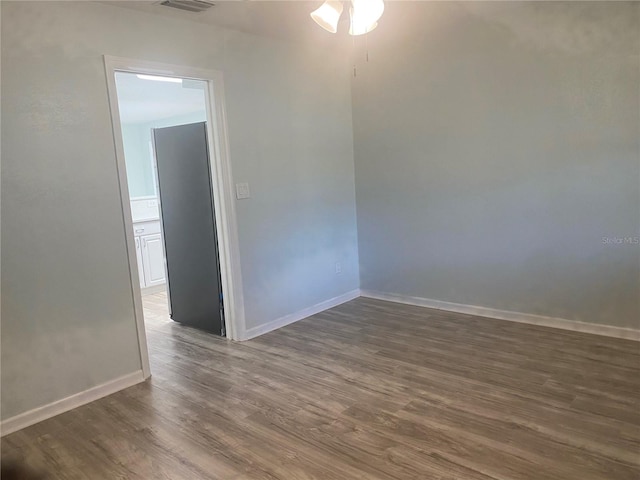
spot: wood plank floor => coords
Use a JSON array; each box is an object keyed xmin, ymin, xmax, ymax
[{"xmin": 2, "ymin": 292, "xmax": 639, "ymax": 479}]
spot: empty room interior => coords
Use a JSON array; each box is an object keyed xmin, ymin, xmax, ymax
[{"xmin": 1, "ymin": 1, "xmax": 639, "ymax": 479}]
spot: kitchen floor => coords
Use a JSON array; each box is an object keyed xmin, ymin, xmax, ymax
[{"xmin": 142, "ymin": 290, "xmax": 172, "ymax": 330}]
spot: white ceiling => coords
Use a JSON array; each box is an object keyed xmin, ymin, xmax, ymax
[
  {"xmin": 105, "ymin": 1, "xmax": 581, "ymax": 48},
  {"xmin": 115, "ymin": 71, "xmax": 207, "ymax": 124},
  {"xmin": 105, "ymin": 0, "xmax": 346, "ymax": 42}
]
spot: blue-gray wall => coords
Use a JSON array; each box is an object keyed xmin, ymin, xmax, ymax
[{"xmin": 352, "ymin": 1, "xmax": 640, "ymax": 328}]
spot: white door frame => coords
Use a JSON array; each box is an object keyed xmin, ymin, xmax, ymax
[{"xmin": 103, "ymin": 56, "xmax": 246, "ymax": 378}]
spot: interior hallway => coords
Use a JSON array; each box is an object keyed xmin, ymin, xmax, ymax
[{"xmin": 2, "ymin": 295, "xmax": 639, "ymax": 479}]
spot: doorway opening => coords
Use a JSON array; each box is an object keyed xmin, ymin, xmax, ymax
[{"xmin": 104, "ymin": 57, "xmax": 245, "ymax": 378}]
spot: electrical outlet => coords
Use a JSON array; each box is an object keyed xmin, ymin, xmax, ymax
[{"xmin": 335, "ymin": 262, "xmax": 342, "ymax": 274}]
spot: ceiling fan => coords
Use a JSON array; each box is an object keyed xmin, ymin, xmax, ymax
[{"xmin": 310, "ymin": 0, "xmax": 384, "ymax": 36}]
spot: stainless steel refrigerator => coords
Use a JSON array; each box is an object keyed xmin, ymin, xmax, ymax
[{"xmin": 152, "ymin": 122, "xmax": 224, "ymax": 336}]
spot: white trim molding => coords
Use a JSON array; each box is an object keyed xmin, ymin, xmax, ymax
[
  {"xmin": 103, "ymin": 56, "xmax": 246, "ymax": 377},
  {"xmin": 242, "ymin": 289, "xmax": 361, "ymax": 340},
  {"xmin": 1, "ymin": 371, "xmax": 146, "ymax": 437},
  {"xmin": 360, "ymin": 290, "xmax": 640, "ymax": 341}
]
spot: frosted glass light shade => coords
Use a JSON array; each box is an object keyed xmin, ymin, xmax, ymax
[
  {"xmin": 310, "ymin": 1, "xmax": 344, "ymax": 34},
  {"xmin": 349, "ymin": 0, "xmax": 384, "ymax": 36}
]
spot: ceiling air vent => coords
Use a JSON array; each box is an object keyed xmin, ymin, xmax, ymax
[{"xmin": 158, "ymin": 0, "xmax": 215, "ymax": 13}]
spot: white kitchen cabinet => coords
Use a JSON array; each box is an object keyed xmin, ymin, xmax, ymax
[
  {"xmin": 133, "ymin": 220, "xmax": 166, "ymax": 290},
  {"xmin": 141, "ymin": 233, "xmax": 166, "ymax": 287}
]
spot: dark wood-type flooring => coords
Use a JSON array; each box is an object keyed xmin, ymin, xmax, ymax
[{"xmin": 2, "ymin": 292, "xmax": 639, "ymax": 479}]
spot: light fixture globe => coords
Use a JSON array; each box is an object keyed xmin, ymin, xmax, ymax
[
  {"xmin": 349, "ymin": 0, "xmax": 384, "ymax": 36},
  {"xmin": 349, "ymin": 18, "xmax": 378, "ymax": 36},
  {"xmin": 310, "ymin": 1, "xmax": 344, "ymax": 34}
]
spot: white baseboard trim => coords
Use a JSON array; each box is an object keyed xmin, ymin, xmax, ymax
[
  {"xmin": 360, "ymin": 290, "xmax": 640, "ymax": 341},
  {"xmin": 241, "ymin": 289, "xmax": 361, "ymax": 340},
  {"xmin": 1, "ymin": 370, "xmax": 146, "ymax": 437}
]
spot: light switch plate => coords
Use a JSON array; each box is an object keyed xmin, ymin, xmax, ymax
[{"xmin": 236, "ymin": 182, "xmax": 250, "ymax": 200}]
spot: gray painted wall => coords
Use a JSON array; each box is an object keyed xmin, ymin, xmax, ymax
[
  {"xmin": 1, "ymin": 1, "xmax": 359, "ymax": 420},
  {"xmin": 352, "ymin": 1, "xmax": 639, "ymax": 328}
]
